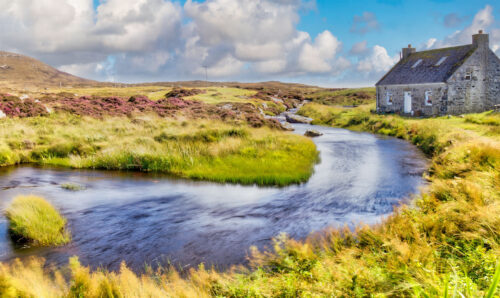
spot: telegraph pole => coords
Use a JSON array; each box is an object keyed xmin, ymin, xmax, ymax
[{"xmin": 203, "ymin": 65, "xmax": 208, "ymax": 87}]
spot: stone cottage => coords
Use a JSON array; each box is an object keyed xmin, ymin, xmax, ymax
[{"xmin": 376, "ymin": 30, "xmax": 500, "ymax": 116}]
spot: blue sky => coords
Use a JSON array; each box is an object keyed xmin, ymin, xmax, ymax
[
  {"xmin": 298, "ymin": 0, "xmax": 499, "ymax": 56},
  {"xmin": 2, "ymin": 0, "xmax": 500, "ymax": 86}
]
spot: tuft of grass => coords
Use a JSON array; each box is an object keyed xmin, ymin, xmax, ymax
[
  {"xmin": 61, "ymin": 183, "xmax": 86, "ymax": 191},
  {"xmin": 486, "ymin": 263, "xmax": 500, "ymax": 298},
  {"xmin": 5, "ymin": 195, "xmax": 71, "ymax": 246}
]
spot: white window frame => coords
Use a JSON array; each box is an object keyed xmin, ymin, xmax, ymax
[
  {"xmin": 435, "ymin": 56, "xmax": 448, "ymax": 66},
  {"xmin": 412, "ymin": 59, "xmax": 423, "ymax": 68},
  {"xmin": 425, "ymin": 90, "xmax": 432, "ymax": 106},
  {"xmin": 386, "ymin": 92, "xmax": 393, "ymax": 105}
]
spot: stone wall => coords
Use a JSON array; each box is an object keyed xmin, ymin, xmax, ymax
[
  {"xmin": 376, "ymin": 83, "xmax": 447, "ymax": 116},
  {"xmin": 446, "ymin": 48, "xmax": 486, "ymax": 114},
  {"xmin": 486, "ymin": 50, "xmax": 500, "ymax": 108}
]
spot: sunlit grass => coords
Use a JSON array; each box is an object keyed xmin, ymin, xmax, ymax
[
  {"xmin": 5, "ymin": 195, "xmax": 70, "ymax": 246},
  {"xmin": 0, "ymin": 112, "xmax": 318, "ymax": 186},
  {"xmin": 306, "ymin": 87, "xmax": 376, "ymax": 106},
  {"xmin": 186, "ymin": 87, "xmax": 257, "ymax": 104},
  {"xmin": 46, "ymin": 86, "xmax": 172, "ymax": 100}
]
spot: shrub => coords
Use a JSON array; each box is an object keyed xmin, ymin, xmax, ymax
[{"xmin": 5, "ymin": 195, "xmax": 71, "ymax": 246}]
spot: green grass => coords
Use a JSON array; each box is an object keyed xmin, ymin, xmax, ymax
[
  {"xmin": 0, "ymin": 112, "xmax": 318, "ymax": 186},
  {"xmin": 186, "ymin": 87, "xmax": 257, "ymax": 104},
  {"xmin": 5, "ymin": 195, "xmax": 70, "ymax": 246},
  {"xmin": 306, "ymin": 87, "xmax": 375, "ymax": 106},
  {"xmin": 61, "ymin": 183, "xmax": 85, "ymax": 191},
  {"xmin": 46, "ymin": 86, "xmax": 173, "ymax": 100}
]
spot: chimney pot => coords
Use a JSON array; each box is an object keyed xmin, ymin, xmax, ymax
[
  {"xmin": 472, "ymin": 30, "xmax": 489, "ymax": 49},
  {"xmin": 402, "ymin": 44, "xmax": 416, "ymax": 60}
]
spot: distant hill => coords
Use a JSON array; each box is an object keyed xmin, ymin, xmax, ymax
[
  {"xmin": 0, "ymin": 51, "xmax": 325, "ymax": 93},
  {"xmin": 0, "ymin": 51, "xmax": 97, "ymax": 89}
]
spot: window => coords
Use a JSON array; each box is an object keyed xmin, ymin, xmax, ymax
[
  {"xmin": 386, "ymin": 92, "xmax": 393, "ymax": 105},
  {"xmin": 435, "ymin": 56, "xmax": 448, "ymax": 66},
  {"xmin": 412, "ymin": 59, "xmax": 423, "ymax": 68},
  {"xmin": 425, "ymin": 90, "xmax": 432, "ymax": 106},
  {"xmin": 465, "ymin": 71, "xmax": 472, "ymax": 80}
]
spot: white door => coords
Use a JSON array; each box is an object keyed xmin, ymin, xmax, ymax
[{"xmin": 404, "ymin": 92, "xmax": 412, "ymax": 114}]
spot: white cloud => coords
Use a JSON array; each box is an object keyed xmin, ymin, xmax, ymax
[
  {"xmin": 350, "ymin": 12, "xmax": 380, "ymax": 35},
  {"xmin": 298, "ymin": 31, "xmax": 342, "ymax": 73},
  {"xmin": 0, "ymin": 0, "xmax": 351, "ymax": 82},
  {"xmin": 421, "ymin": 5, "xmax": 500, "ymax": 56},
  {"xmin": 0, "ymin": 0, "xmax": 182, "ymax": 80},
  {"xmin": 349, "ymin": 41, "xmax": 369, "ymax": 55},
  {"xmin": 356, "ymin": 45, "xmax": 398, "ymax": 73}
]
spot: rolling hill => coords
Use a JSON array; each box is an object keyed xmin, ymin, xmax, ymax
[{"xmin": 0, "ymin": 51, "xmax": 97, "ymax": 89}]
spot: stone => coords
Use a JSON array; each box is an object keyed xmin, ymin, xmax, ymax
[
  {"xmin": 23, "ymin": 140, "xmax": 34, "ymax": 149},
  {"xmin": 281, "ymin": 122, "xmax": 294, "ymax": 131},
  {"xmin": 304, "ymin": 130, "xmax": 323, "ymax": 137},
  {"xmin": 284, "ymin": 113, "xmax": 312, "ymax": 124}
]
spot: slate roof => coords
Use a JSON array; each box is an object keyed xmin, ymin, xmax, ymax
[{"xmin": 376, "ymin": 45, "xmax": 476, "ymax": 86}]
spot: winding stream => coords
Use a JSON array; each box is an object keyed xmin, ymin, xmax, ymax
[{"xmin": 0, "ymin": 123, "xmax": 427, "ymax": 271}]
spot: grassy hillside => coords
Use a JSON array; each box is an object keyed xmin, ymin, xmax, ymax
[
  {"xmin": 1, "ymin": 104, "xmax": 499, "ymax": 296},
  {"xmin": 0, "ymin": 51, "xmax": 96, "ymax": 89}
]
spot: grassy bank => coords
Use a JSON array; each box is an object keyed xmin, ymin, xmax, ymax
[
  {"xmin": 1, "ymin": 104, "xmax": 499, "ymax": 296},
  {"xmin": 306, "ymin": 87, "xmax": 375, "ymax": 106},
  {"xmin": 5, "ymin": 195, "xmax": 70, "ymax": 246},
  {"xmin": 0, "ymin": 112, "xmax": 317, "ymax": 186}
]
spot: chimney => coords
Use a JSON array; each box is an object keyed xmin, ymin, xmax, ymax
[
  {"xmin": 402, "ymin": 44, "xmax": 416, "ymax": 60},
  {"xmin": 472, "ymin": 30, "xmax": 489, "ymax": 49}
]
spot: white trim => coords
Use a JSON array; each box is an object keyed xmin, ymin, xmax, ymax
[
  {"xmin": 425, "ymin": 90, "xmax": 432, "ymax": 106},
  {"xmin": 435, "ymin": 56, "xmax": 448, "ymax": 66},
  {"xmin": 412, "ymin": 59, "xmax": 423, "ymax": 68},
  {"xmin": 386, "ymin": 92, "xmax": 393, "ymax": 105}
]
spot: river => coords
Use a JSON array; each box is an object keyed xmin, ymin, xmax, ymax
[{"xmin": 0, "ymin": 123, "xmax": 427, "ymax": 271}]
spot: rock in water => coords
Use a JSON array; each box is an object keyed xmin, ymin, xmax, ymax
[
  {"xmin": 284, "ymin": 113, "xmax": 312, "ymax": 124},
  {"xmin": 281, "ymin": 122, "xmax": 294, "ymax": 131},
  {"xmin": 305, "ymin": 130, "xmax": 323, "ymax": 137}
]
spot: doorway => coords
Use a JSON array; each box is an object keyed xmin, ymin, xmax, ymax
[{"xmin": 404, "ymin": 91, "xmax": 412, "ymax": 114}]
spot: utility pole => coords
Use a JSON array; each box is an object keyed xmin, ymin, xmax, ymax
[{"xmin": 203, "ymin": 65, "xmax": 208, "ymax": 87}]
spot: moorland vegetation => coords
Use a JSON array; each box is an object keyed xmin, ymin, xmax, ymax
[{"xmin": 0, "ymin": 86, "xmax": 498, "ymax": 296}]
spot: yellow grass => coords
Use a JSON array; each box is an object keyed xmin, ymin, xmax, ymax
[{"xmin": 5, "ymin": 195, "xmax": 70, "ymax": 246}]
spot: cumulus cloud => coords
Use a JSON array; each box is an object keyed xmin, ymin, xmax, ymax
[
  {"xmin": 443, "ymin": 13, "xmax": 467, "ymax": 28},
  {"xmin": 350, "ymin": 12, "xmax": 380, "ymax": 35},
  {"xmin": 181, "ymin": 0, "xmax": 349, "ymax": 79},
  {"xmin": 349, "ymin": 41, "xmax": 369, "ymax": 55},
  {"xmin": 0, "ymin": 0, "xmax": 356, "ymax": 82},
  {"xmin": 0, "ymin": 0, "xmax": 182, "ymax": 81},
  {"xmin": 423, "ymin": 5, "xmax": 500, "ymax": 56},
  {"xmin": 356, "ymin": 45, "xmax": 398, "ymax": 74}
]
